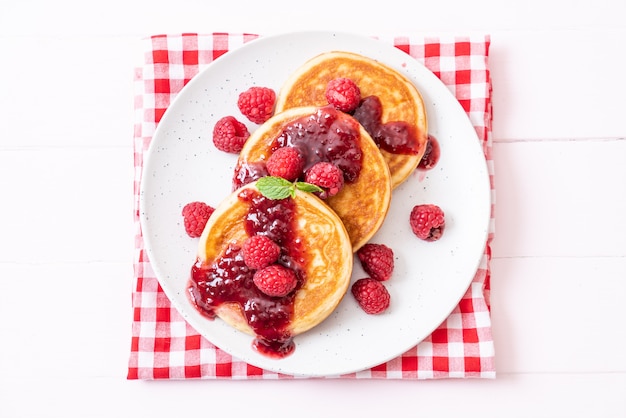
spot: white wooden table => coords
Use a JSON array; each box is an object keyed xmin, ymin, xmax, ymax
[{"xmin": 1, "ymin": 1, "xmax": 624, "ymax": 416}]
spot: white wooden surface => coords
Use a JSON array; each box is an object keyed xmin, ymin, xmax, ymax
[{"xmin": 1, "ymin": 1, "xmax": 625, "ymax": 416}]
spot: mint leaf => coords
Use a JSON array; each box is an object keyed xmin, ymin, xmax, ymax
[
  {"xmin": 295, "ymin": 182, "xmax": 324, "ymax": 194},
  {"xmin": 256, "ymin": 176, "xmax": 295, "ymax": 199},
  {"xmin": 256, "ymin": 177, "xmax": 324, "ymax": 200}
]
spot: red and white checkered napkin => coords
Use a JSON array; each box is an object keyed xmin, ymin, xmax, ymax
[{"xmin": 128, "ymin": 33, "xmax": 495, "ymax": 380}]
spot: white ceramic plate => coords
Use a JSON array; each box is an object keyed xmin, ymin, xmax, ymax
[{"xmin": 140, "ymin": 31, "xmax": 491, "ymax": 377}]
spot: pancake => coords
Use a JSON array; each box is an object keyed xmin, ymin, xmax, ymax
[
  {"xmin": 189, "ymin": 181, "xmax": 353, "ymax": 357},
  {"xmin": 232, "ymin": 105, "xmax": 392, "ymax": 252},
  {"xmin": 275, "ymin": 50, "xmax": 429, "ymax": 188}
]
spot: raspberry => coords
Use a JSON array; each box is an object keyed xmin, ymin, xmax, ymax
[
  {"xmin": 357, "ymin": 243, "xmax": 394, "ymax": 282},
  {"xmin": 304, "ymin": 162, "xmax": 344, "ymax": 199},
  {"xmin": 212, "ymin": 116, "xmax": 250, "ymax": 153},
  {"xmin": 182, "ymin": 201, "xmax": 215, "ymax": 238},
  {"xmin": 237, "ymin": 86, "xmax": 276, "ymax": 124},
  {"xmin": 266, "ymin": 147, "xmax": 304, "ymax": 181},
  {"xmin": 351, "ymin": 278, "xmax": 390, "ymax": 314},
  {"xmin": 325, "ymin": 78, "xmax": 361, "ymax": 113},
  {"xmin": 242, "ymin": 235, "xmax": 281, "ymax": 270},
  {"xmin": 253, "ymin": 264, "xmax": 298, "ymax": 297},
  {"xmin": 409, "ymin": 204, "xmax": 445, "ymax": 241}
]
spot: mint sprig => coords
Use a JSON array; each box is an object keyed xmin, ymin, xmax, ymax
[{"xmin": 256, "ymin": 176, "xmax": 323, "ymax": 199}]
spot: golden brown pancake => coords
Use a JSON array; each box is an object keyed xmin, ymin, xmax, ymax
[
  {"xmin": 189, "ymin": 181, "xmax": 353, "ymax": 356},
  {"xmin": 275, "ymin": 50, "xmax": 428, "ymax": 188},
  {"xmin": 232, "ymin": 105, "xmax": 392, "ymax": 252}
]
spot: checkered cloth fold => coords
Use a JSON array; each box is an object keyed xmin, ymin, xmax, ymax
[{"xmin": 128, "ymin": 33, "xmax": 495, "ymax": 380}]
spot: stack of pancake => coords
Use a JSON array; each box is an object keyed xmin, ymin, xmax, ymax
[{"xmin": 192, "ymin": 50, "xmax": 428, "ymax": 354}]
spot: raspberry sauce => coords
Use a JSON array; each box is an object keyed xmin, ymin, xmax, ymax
[
  {"xmin": 352, "ymin": 95, "xmax": 421, "ymax": 155},
  {"xmin": 232, "ymin": 106, "xmax": 363, "ymax": 189},
  {"xmin": 188, "ymin": 188, "xmax": 307, "ymax": 358},
  {"xmin": 418, "ymin": 134, "xmax": 441, "ymax": 170},
  {"xmin": 232, "ymin": 161, "xmax": 267, "ymax": 191}
]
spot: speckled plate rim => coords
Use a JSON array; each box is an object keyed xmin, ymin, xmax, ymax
[{"xmin": 140, "ymin": 31, "xmax": 491, "ymax": 377}]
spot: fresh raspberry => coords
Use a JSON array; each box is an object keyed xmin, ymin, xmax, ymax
[
  {"xmin": 357, "ymin": 243, "xmax": 394, "ymax": 282},
  {"xmin": 304, "ymin": 162, "xmax": 344, "ymax": 199},
  {"xmin": 237, "ymin": 86, "xmax": 276, "ymax": 124},
  {"xmin": 266, "ymin": 146, "xmax": 304, "ymax": 181},
  {"xmin": 182, "ymin": 201, "xmax": 215, "ymax": 238},
  {"xmin": 409, "ymin": 204, "xmax": 446, "ymax": 241},
  {"xmin": 253, "ymin": 264, "xmax": 298, "ymax": 297},
  {"xmin": 325, "ymin": 78, "xmax": 361, "ymax": 113},
  {"xmin": 351, "ymin": 278, "xmax": 390, "ymax": 314},
  {"xmin": 242, "ymin": 235, "xmax": 281, "ymax": 270},
  {"xmin": 212, "ymin": 116, "xmax": 250, "ymax": 153}
]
